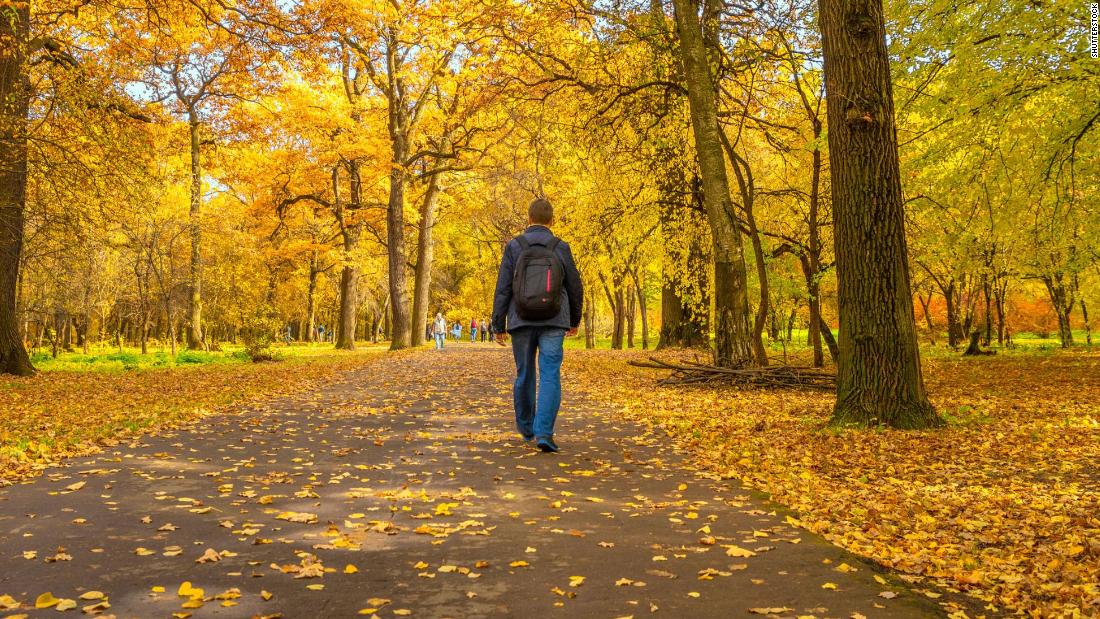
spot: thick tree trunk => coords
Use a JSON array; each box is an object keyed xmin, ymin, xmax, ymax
[
  {"xmin": 672, "ymin": 0, "xmax": 756, "ymax": 368},
  {"xmin": 335, "ymin": 227, "xmax": 360, "ymax": 350},
  {"xmin": 0, "ymin": 2, "xmax": 35, "ymax": 375},
  {"xmin": 386, "ymin": 146, "xmax": 412, "ymax": 350},
  {"xmin": 818, "ymin": 0, "xmax": 940, "ymax": 427},
  {"xmin": 411, "ymin": 172, "xmax": 442, "ymax": 347},
  {"xmin": 186, "ymin": 110, "xmax": 204, "ymax": 350}
]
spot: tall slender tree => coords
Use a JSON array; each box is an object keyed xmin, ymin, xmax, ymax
[{"xmin": 671, "ymin": 0, "xmax": 756, "ymax": 367}]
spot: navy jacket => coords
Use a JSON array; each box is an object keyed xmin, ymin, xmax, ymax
[{"xmin": 492, "ymin": 225, "xmax": 584, "ymax": 333}]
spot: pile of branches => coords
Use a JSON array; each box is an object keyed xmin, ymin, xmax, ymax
[{"xmin": 628, "ymin": 357, "xmax": 836, "ymax": 391}]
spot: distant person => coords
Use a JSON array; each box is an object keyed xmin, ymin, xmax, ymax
[
  {"xmin": 480, "ymin": 318, "xmax": 488, "ymax": 342},
  {"xmin": 317, "ymin": 325, "xmax": 326, "ymax": 343},
  {"xmin": 470, "ymin": 318, "xmax": 478, "ymax": 342},
  {"xmin": 491, "ymin": 198, "xmax": 583, "ymax": 453},
  {"xmin": 432, "ymin": 313, "xmax": 447, "ymax": 350},
  {"xmin": 425, "ymin": 320, "xmax": 433, "ymax": 343},
  {"xmin": 452, "ymin": 321, "xmax": 462, "ymax": 341}
]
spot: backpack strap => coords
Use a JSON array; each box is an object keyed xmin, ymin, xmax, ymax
[
  {"xmin": 516, "ymin": 236, "xmax": 531, "ymax": 251},
  {"xmin": 547, "ymin": 237, "xmax": 561, "ymax": 253}
]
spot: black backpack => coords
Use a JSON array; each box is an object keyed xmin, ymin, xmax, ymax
[{"xmin": 512, "ymin": 235, "xmax": 565, "ymax": 320}]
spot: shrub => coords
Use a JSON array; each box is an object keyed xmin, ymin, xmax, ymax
[{"xmin": 240, "ymin": 309, "xmax": 283, "ymax": 362}]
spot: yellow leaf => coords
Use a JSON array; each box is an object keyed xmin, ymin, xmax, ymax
[
  {"xmin": 344, "ymin": 564, "xmax": 359, "ymax": 574},
  {"xmin": 0, "ymin": 594, "xmax": 20, "ymax": 610},
  {"xmin": 35, "ymin": 593, "xmax": 59, "ymax": 609},
  {"xmin": 724, "ymin": 545, "xmax": 756, "ymax": 558}
]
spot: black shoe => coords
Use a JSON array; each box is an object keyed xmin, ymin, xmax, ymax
[
  {"xmin": 535, "ymin": 436, "xmax": 559, "ymax": 453},
  {"xmin": 520, "ymin": 433, "xmax": 534, "ymax": 442}
]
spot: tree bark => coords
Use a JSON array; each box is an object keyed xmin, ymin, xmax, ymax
[
  {"xmin": 671, "ymin": 0, "xmax": 756, "ymax": 368},
  {"xmin": 626, "ymin": 282, "xmax": 636, "ymax": 348},
  {"xmin": 334, "ymin": 165, "xmax": 361, "ymax": 351},
  {"xmin": 818, "ymin": 0, "xmax": 940, "ymax": 427},
  {"xmin": 1041, "ymin": 274, "xmax": 1075, "ymax": 347},
  {"xmin": 306, "ymin": 251, "xmax": 319, "ymax": 342},
  {"xmin": 0, "ymin": 1, "xmax": 35, "ymax": 375},
  {"xmin": 631, "ymin": 269, "xmax": 649, "ymax": 349},
  {"xmin": 186, "ymin": 109, "xmax": 204, "ymax": 350},
  {"xmin": 411, "ymin": 171, "xmax": 442, "ymax": 347}
]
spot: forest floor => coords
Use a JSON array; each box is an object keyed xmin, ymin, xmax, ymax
[{"xmin": 0, "ymin": 344, "xmax": 1095, "ymax": 617}]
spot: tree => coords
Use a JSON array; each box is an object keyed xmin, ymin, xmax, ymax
[
  {"xmin": 817, "ymin": 0, "xmax": 941, "ymax": 427},
  {"xmin": 671, "ymin": 0, "xmax": 756, "ymax": 368},
  {"xmin": 0, "ymin": 0, "xmax": 35, "ymax": 375}
]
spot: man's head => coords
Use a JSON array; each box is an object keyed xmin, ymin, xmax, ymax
[{"xmin": 528, "ymin": 198, "xmax": 553, "ymax": 226}]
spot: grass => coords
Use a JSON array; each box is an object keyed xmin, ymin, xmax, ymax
[{"xmin": 24, "ymin": 341, "xmax": 390, "ymax": 373}]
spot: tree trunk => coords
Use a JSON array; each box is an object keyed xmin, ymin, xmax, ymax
[
  {"xmin": 411, "ymin": 171, "xmax": 442, "ymax": 347},
  {"xmin": 333, "ymin": 164, "xmax": 361, "ymax": 351},
  {"xmin": 982, "ymin": 276, "xmax": 993, "ymax": 346},
  {"xmin": 625, "ymin": 282, "xmax": 636, "ymax": 348},
  {"xmin": 671, "ymin": 0, "xmax": 756, "ymax": 368},
  {"xmin": 1081, "ymin": 299, "xmax": 1092, "ymax": 346},
  {"xmin": 917, "ymin": 291, "xmax": 936, "ymax": 345},
  {"xmin": 943, "ymin": 280, "xmax": 963, "ymax": 348},
  {"xmin": 632, "ymin": 270, "xmax": 649, "ymax": 349},
  {"xmin": 306, "ymin": 252, "xmax": 319, "ymax": 342},
  {"xmin": 654, "ymin": 150, "xmax": 709, "ymax": 350},
  {"xmin": 818, "ymin": 0, "xmax": 940, "ymax": 427},
  {"xmin": 0, "ymin": 1, "xmax": 35, "ymax": 375},
  {"xmin": 994, "ymin": 279, "xmax": 1007, "ymax": 345},
  {"xmin": 584, "ymin": 301, "xmax": 596, "ymax": 349},
  {"xmin": 806, "ymin": 119, "xmax": 825, "ymax": 367},
  {"xmin": 335, "ymin": 229, "xmax": 360, "ymax": 350},
  {"xmin": 186, "ymin": 109, "xmax": 204, "ymax": 350},
  {"xmin": 1041, "ymin": 274, "xmax": 1075, "ymax": 347}
]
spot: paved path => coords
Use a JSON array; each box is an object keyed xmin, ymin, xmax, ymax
[{"xmin": 0, "ymin": 347, "xmax": 939, "ymax": 618}]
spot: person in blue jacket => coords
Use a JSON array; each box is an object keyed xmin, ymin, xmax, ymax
[{"xmin": 491, "ymin": 198, "xmax": 583, "ymax": 453}]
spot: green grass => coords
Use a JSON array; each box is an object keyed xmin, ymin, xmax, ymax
[{"xmin": 25, "ymin": 341, "xmax": 391, "ymax": 373}]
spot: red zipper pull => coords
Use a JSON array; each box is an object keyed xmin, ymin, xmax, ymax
[{"xmin": 546, "ymin": 268, "xmax": 552, "ymax": 292}]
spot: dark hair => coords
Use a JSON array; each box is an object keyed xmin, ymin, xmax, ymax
[{"xmin": 528, "ymin": 198, "xmax": 553, "ymax": 225}]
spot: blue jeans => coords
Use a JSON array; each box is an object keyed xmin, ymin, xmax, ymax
[
  {"xmin": 510, "ymin": 326, "xmax": 565, "ymax": 439},
  {"xmin": 434, "ymin": 333, "xmax": 445, "ymax": 349}
]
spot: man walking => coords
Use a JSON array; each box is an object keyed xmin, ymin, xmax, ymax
[{"xmin": 491, "ymin": 198, "xmax": 583, "ymax": 453}]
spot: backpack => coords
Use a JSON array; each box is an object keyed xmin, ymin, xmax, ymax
[{"xmin": 512, "ymin": 235, "xmax": 565, "ymax": 320}]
